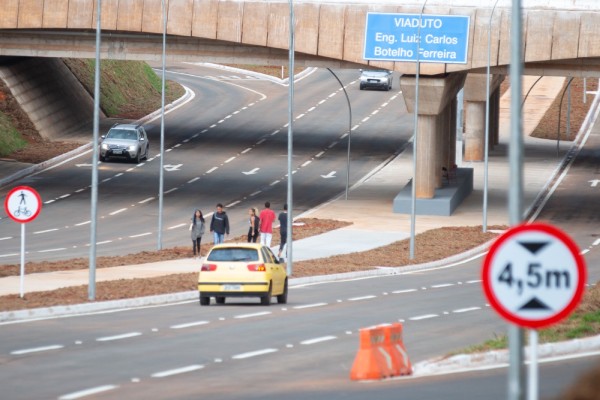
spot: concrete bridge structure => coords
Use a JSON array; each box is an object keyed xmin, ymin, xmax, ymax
[{"xmin": 1, "ymin": 0, "xmax": 598, "ymax": 214}]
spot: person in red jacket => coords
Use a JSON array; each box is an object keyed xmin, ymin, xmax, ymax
[{"xmin": 259, "ymin": 201, "xmax": 276, "ymax": 247}]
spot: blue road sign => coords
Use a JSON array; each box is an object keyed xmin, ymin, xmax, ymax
[{"xmin": 363, "ymin": 13, "xmax": 470, "ymax": 64}]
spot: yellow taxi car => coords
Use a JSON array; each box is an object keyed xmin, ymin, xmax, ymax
[{"xmin": 198, "ymin": 243, "xmax": 288, "ymax": 306}]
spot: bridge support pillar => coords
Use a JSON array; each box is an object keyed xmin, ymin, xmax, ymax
[
  {"xmin": 463, "ymin": 74, "xmax": 504, "ymax": 161},
  {"xmin": 400, "ymin": 73, "xmax": 466, "ymax": 198}
]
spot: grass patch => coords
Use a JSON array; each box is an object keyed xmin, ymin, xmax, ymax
[
  {"xmin": 451, "ymin": 281, "xmax": 600, "ymax": 355},
  {"xmin": 0, "ymin": 111, "xmax": 27, "ymax": 157},
  {"xmin": 63, "ymin": 59, "xmax": 184, "ymax": 119}
]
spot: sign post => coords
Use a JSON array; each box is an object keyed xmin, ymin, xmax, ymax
[
  {"xmin": 482, "ymin": 222, "xmax": 587, "ymax": 399},
  {"xmin": 4, "ymin": 186, "xmax": 42, "ymax": 298}
]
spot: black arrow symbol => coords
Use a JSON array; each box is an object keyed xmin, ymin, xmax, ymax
[
  {"xmin": 519, "ymin": 296, "xmax": 551, "ymax": 311},
  {"xmin": 518, "ymin": 241, "xmax": 550, "ymax": 255}
]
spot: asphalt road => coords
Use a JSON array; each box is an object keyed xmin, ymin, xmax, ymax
[
  {"xmin": 0, "ymin": 65, "xmax": 411, "ymax": 262},
  {"xmin": 0, "ymin": 65, "xmax": 598, "ymax": 399}
]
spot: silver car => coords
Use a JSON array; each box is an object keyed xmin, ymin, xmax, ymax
[
  {"xmin": 100, "ymin": 124, "xmax": 149, "ymax": 163},
  {"xmin": 359, "ymin": 70, "xmax": 393, "ymax": 91}
]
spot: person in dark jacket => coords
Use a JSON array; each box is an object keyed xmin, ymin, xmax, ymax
[
  {"xmin": 278, "ymin": 204, "xmax": 288, "ymax": 259},
  {"xmin": 210, "ymin": 203, "xmax": 229, "ymax": 244},
  {"xmin": 190, "ymin": 209, "xmax": 205, "ymax": 258},
  {"xmin": 247, "ymin": 207, "xmax": 260, "ymax": 243}
]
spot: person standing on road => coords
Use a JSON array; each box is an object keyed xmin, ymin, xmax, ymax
[
  {"xmin": 247, "ymin": 208, "xmax": 260, "ymax": 243},
  {"xmin": 190, "ymin": 209, "xmax": 205, "ymax": 258},
  {"xmin": 210, "ymin": 203, "xmax": 229, "ymax": 244},
  {"xmin": 259, "ymin": 201, "xmax": 276, "ymax": 247},
  {"xmin": 277, "ymin": 204, "xmax": 288, "ymax": 260}
]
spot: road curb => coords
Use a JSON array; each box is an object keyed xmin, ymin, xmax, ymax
[{"xmin": 412, "ymin": 335, "xmax": 600, "ymax": 377}]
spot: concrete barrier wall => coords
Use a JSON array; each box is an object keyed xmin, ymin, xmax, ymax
[
  {"xmin": 0, "ymin": 58, "xmax": 96, "ymax": 141},
  {"xmin": 1, "ymin": 1, "xmax": 600, "ymax": 75}
]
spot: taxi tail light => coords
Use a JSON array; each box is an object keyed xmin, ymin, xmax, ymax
[
  {"xmin": 247, "ymin": 263, "xmax": 266, "ymax": 272},
  {"xmin": 201, "ymin": 264, "xmax": 217, "ymax": 271}
]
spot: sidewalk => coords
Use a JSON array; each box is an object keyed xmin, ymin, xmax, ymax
[{"xmin": 0, "ymin": 76, "xmax": 576, "ymax": 297}]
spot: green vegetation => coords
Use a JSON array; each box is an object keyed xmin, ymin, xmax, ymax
[
  {"xmin": 451, "ymin": 282, "xmax": 600, "ymax": 355},
  {"xmin": 0, "ymin": 111, "xmax": 27, "ymax": 157},
  {"xmin": 63, "ymin": 59, "xmax": 185, "ymax": 119}
]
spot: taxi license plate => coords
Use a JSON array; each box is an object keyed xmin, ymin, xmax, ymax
[{"xmin": 223, "ymin": 284, "xmax": 241, "ymax": 291}]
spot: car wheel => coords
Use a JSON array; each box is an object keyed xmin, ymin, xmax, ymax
[
  {"xmin": 277, "ymin": 279, "xmax": 288, "ymax": 304},
  {"xmin": 260, "ymin": 283, "xmax": 272, "ymax": 306},
  {"xmin": 359, "ymin": 84, "xmax": 364, "ymax": 90},
  {"xmin": 215, "ymin": 296, "xmax": 225, "ymax": 304},
  {"xmin": 99, "ymin": 155, "xmax": 106, "ymax": 162},
  {"xmin": 144, "ymin": 145, "xmax": 149, "ymax": 160},
  {"xmin": 134, "ymin": 150, "xmax": 142, "ymax": 164},
  {"xmin": 199, "ymin": 295, "xmax": 210, "ymax": 306}
]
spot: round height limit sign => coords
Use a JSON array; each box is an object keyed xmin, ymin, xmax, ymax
[{"xmin": 482, "ymin": 223, "xmax": 587, "ymax": 329}]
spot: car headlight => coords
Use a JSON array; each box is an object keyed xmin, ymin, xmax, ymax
[
  {"xmin": 101, "ymin": 143, "xmax": 108, "ymax": 150},
  {"xmin": 128, "ymin": 145, "xmax": 137, "ymax": 152}
]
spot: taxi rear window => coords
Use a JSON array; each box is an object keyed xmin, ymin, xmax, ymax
[{"xmin": 207, "ymin": 248, "xmax": 259, "ymax": 262}]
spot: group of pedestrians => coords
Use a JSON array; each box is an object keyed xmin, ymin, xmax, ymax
[{"xmin": 189, "ymin": 201, "xmax": 288, "ymax": 259}]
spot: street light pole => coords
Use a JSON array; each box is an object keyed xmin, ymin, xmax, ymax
[
  {"xmin": 286, "ymin": 0, "xmax": 295, "ymax": 276},
  {"xmin": 157, "ymin": 0, "xmax": 167, "ymax": 250},
  {"xmin": 89, "ymin": 0, "xmax": 102, "ymax": 301},
  {"xmin": 326, "ymin": 68, "xmax": 352, "ymax": 200}
]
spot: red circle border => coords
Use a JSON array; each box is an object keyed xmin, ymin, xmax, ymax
[
  {"xmin": 3, "ymin": 186, "xmax": 42, "ymax": 224},
  {"xmin": 481, "ymin": 222, "xmax": 587, "ymax": 330}
]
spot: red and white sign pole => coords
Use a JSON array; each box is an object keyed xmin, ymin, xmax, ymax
[
  {"xmin": 482, "ymin": 222, "xmax": 587, "ymax": 400},
  {"xmin": 4, "ymin": 186, "xmax": 42, "ymax": 298}
]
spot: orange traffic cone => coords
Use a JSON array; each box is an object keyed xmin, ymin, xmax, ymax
[{"xmin": 350, "ymin": 326, "xmax": 393, "ymax": 380}]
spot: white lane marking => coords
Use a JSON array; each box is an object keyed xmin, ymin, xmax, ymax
[
  {"xmin": 270, "ymin": 180, "xmax": 280, "ymax": 186},
  {"xmin": 340, "ymin": 133, "xmax": 348, "ymax": 139},
  {"xmin": 241, "ymin": 148, "xmax": 252, "ymax": 154},
  {"xmin": 33, "ymin": 228, "xmax": 59, "ymax": 234},
  {"xmin": 170, "ymin": 321, "xmax": 209, "ymax": 329},
  {"xmin": 96, "ymin": 332, "xmax": 142, "ymax": 342},
  {"xmin": 95, "ymin": 240, "xmax": 112, "ymax": 245},
  {"xmin": 75, "ymin": 220, "xmax": 91, "ymax": 226},
  {"xmin": 0, "ymin": 253, "xmax": 19, "ymax": 258},
  {"xmin": 296, "ymin": 113, "xmax": 305, "ymax": 119},
  {"xmin": 256, "ymin": 138, "xmax": 266, "ymax": 145},
  {"xmin": 38, "ymin": 248, "xmax": 66, "ymax": 253},
  {"xmin": 102, "ymin": 178, "xmax": 112, "ymax": 183},
  {"xmin": 293, "ymin": 303, "xmax": 327, "ymax": 309},
  {"xmin": 225, "ymin": 156, "xmax": 236, "ymax": 163},
  {"xmin": 59, "ymin": 385, "xmax": 118, "ymax": 400},
  {"xmin": 139, "ymin": 197, "xmax": 154, "ymax": 204},
  {"xmin": 206, "ymin": 167, "xmax": 218, "ymax": 174},
  {"xmin": 44, "ymin": 199, "xmax": 55, "ymax": 204},
  {"xmin": 410, "ymin": 314, "xmax": 439, "ymax": 321},
  {"xmin": 362, "ymin": 117, "xmax": 370, "ymax": 122},
  {"xmin": 234, "ymin": 311, "xmax": 272, "ymax": 319},
  {"xmin": 0, "ymin": 236, "xmax": 12, "ymax": 241},
  {"xmin": 226, "ymin": 200, "xmax": 241, "ymax": 207},
  {"xmin": 232, "ymin": 348, "xmax": 278, "ymax": 359},
  {"xmin": 392, "ymin": 289, "xmax": 418, "ymax": 294},
  {"xmin": 182, "ymin": 139, "xmax": 190, "ymax": 143},
  {"xmin": 164, "ymin": 188, "xmax": 178, "ymax": 194},
  {"xmin": 59, "ymin": 194, "xmax": 71, "ymax": 199},
  {"xmin": 151, "ymin": 365, "xmax": 204, "ymax": 378},
  {"xmin": 466, "ymin": 279, "xmax": 482, "ymax": 284},
  {"xmin": 319, "ymin": 99, "xmax": 326, "ymax": 104},
  {"xmin": 372, "ymin": 110, "xmax": 380, "ymax": 115},
  {"xmin": 348, "ymin": 295, "xmax": 376, "ymax": 301},
  {"xmin": 328, "ymin": 141, "xmax": 338, "ymax": 148},
  {"xmin": 109, "ymin": 208, "xmax": 127, "ymax": 216},
  {"xmin": 11, "ymin": 344, "xmax": 64, "ymax": 355},
  {"xmin": 129, "ymin": 232, "xmax": 152, "ymax": 238},
  {"xmin": 453, "ymin": 307, "xmax": 482, "ymax": 314},
  {"xmin": 210, "ymin": 124, "xmax": 217, "ymax": 128},
  {"xmin": 328, "ymin": 92, "xmax": 337, "ymax": 98},
  {"xmin": 75, "ymin": 188, "xmax": 86, "ymax": 193},
  {"xmin": 114, "ymin": 173, "xmax": 124, "ymax": 177},
  {"xmin": 315, "ymin": 151, "xmax": 325, "ymax": 158},
  {"xmin": 126, "ymin": 167, "xmax": 135, "ymax": 171},
  {"xmin": 581, "ymin": 249, "xmax": 590, "ymax": 255},
  {"xmin": 308, "ymin": 106, "xmax": 316, "ymax": 112},
  {"xmin": 431, "ymin": 283, "xmax": 455, "ymax": 289},
  {"xmin": 168, "ymin": 223, "xmax": 187, "ymax": 230},
  {"xmin": 352, "ymin": 125, "xmax": 359, "ymax": 131},
  {"xmin": 593, "ymin": 238, "xmax": 600, "ymax": 246},
  {"xmin": 300, "ymin": 336, "xmax": 337, "ymax": 345},
  {"xmin": 188, "ymin": 177, "xmax": 200, "ymax": 183},
  {"xmin": 301, "ymin": 160, "xmax": 312, "ymax": 167},
  {"xmin": 250, "ymin": 190, "xmax": 262, "ymax": 197}
]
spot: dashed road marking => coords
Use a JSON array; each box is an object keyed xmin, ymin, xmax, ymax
[
  {"xmin": 293, "ymin": 303, "xmax": 327, "ymax": 309},
  {"xmin": 168, "ymin": 223, "xmax": 186, "ymax": 230},
  {"xmin": 164, "ymin": 188, "xmax": 178, "ymax": 194},
  {"xmin": 301, "ymin": 336, "xmax": 337, "ymax": 345},
  {"xmin": 409, "ymin": 314, "xmax": 439, "ymax": 321},
  {"xmin": 129, "ymin": 232, "xmax": 152, "ymax": 238},
  {"xmin": 139, "ymin": 197, "xmax": 154, "ymax": 204},
  {"xmin": 225, "ymin": 156, "xmax": 236, "ymax": 163},
  {"xmin": 170, "ymin": 321, "xmax": 210, "ymax": 329},
  {"xmin": 232, "ymin": 348, "xmax": 277, "ymax": 359},
  {"xmin": 188, "ymin": 177, "xmax": 200, "ymax": 183},
  {"xmin": 96, "ymin": 332, "xmax": 142, "ymax": 342},
  {"xmin": 151, "ymin": 365, "xmax": 204, "ymax": 378},
  {"xmin": 33, "ymin": 228, "xmax": 59, "ymax": 235},
  {"xmin": 59, "ymin": 385, "xmax": 118, "ymax": 400},
  {"xmin": 431, "ymin": 283, "xmax": 455, "ymax": 289},
  {"xmin": 11, "ymin": 345, "xmax": 64, "ymax": 355},
  {"xmin": 453, "ymin": 307, "xmax": 481, "ymax": 314},
  {"xmin": 206, "ymin": 167, "xmax": 218, "ymax": 174},
  {"xmin": 348, "ymin": 295, "xmax": 376, "ymax": 301},
  {"xmin": 109, "ymin": 208, "xmax": 127, "ymax": 216},
  {"xmin": 38, "ymin": 248, "xmax": 66, "ymax": 253},
  {"xmin": 392, "ymin": 289, "xmax": 418, "ymax": 294},
  {"xmin": 234, "ymin": 311, "xmax": 272, "ymax": 319}
]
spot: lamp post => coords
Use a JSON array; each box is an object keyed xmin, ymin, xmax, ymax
[
  {"xmin": 285, "ymin": 0, "xmax": 295, "ymax": 276},
  {"xmin": 157, "ymin": 0, "xmax": 167, "ymax": 250},
  {"xmin": 89, "ymin": 0, "xmax": 102, "ymax": 301}
]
